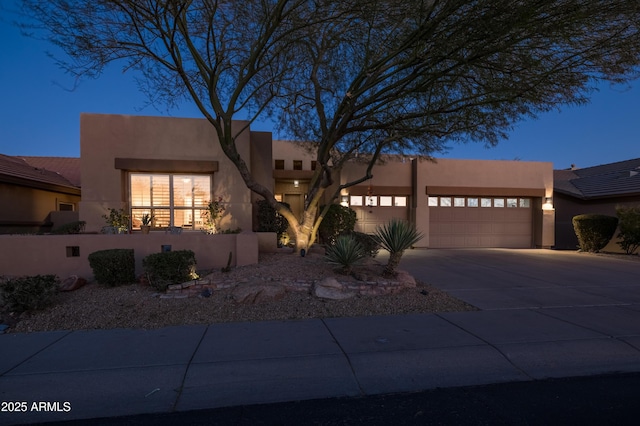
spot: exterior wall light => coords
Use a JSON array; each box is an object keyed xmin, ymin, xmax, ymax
[
  {"xmin": 294, "ymin": 180, "xmax": 299, "ymax": 188},
  {"xmin": 542, "ymin": 197, "xmax": 554, "ymax": 211},
  {"xmin": 340, "ymin": 195, "xmax": 349, "ymax": 207}
]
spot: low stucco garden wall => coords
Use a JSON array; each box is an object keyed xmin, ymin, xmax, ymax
[{"xmin": 0, "ymin": 232, "xmax": 264, "ymax": 281}]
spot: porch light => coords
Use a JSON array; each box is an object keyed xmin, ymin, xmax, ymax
[
  {"xmin": 294, "ymin": 180, "xmax": 299, "ymax": 188},
  {"xmin": 340, "ymin": 195, "xmax": 349, "ymax": 207},
  {"xmin": 542, "ymin": 197, "xmax": 554, "ymax": 211}
]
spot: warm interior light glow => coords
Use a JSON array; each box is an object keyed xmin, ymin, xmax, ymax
[{"xmin": 542, "ymin": 197, "xmax": 554, "ymax": 211}]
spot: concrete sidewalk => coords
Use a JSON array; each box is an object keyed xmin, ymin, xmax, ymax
[{"xmin": 2, "ymin": 249, "xmax": 640, "ymax": 425}]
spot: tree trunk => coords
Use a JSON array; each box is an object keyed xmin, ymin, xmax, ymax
[{"xmin": 383, "ymin": 251, "xmax": 404, "ymax": 277}]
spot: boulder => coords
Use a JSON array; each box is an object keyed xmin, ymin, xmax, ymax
[
  {"xmin": 58, "ymin": 275, "xmax": 87, "ymax": 292},
  {"xmin": 232, "ymin": 282, "xmax": 286, "ymax": 304},
  {"xmin": 313, "ymin": 277, "xmax": 355, "ymax": 300},
  {"xmin": 394, "ymin": 270, "xmax": 417, "ymax": 287}
]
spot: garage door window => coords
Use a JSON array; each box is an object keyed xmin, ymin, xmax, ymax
[
  {"xmin": 454, "ymin": 197, "xmax": 465, "ymax": 207},
  {"xmin": 468, "ymin": 198, "xmax": 479, "ymax": 207},
  {"xmin": 394, "ymin": 196, "xmax": 407, "ymax": 207},
  {"xmin": 494, "ymin": 198, "xmax": 505, "ymax": 208},
  {"xmin": 520, "ymin": 198, "xmax": 531, "ymax": 208}
]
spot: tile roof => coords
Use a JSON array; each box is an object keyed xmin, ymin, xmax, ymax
[
  {"xmin": 554, "ymin": 158, "xmax": 640, "ymax": 199},
  {"xmin": 19, "ymin": 156, "xmax": 81, "ymax": 187},
  {"xmin": 0, "ymin": 154, "xmax": 80, "ymax": 190}
]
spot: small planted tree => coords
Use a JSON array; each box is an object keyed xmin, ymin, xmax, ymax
[
  {"xmin": 572, "ymin": 214, "xmax": 618, "ymax": 252},
  {"xmin": 616, "ymin": 206, "xmax": 640, "ymax": 255},
  {"xmin": 375, "ymin": 219, "xmax": 423, "ymax": 277}
]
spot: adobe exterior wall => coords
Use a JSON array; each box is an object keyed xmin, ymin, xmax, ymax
[
  {"xmin": 0, "ymin": 233, "xmax": 258, "ymax": 280},
  {"xmin": 79, "ymin": 113, "xmax": 255, "ymax": 233},
  {"xmin": 415, "ymin": 158, "xmax": 554, "ymax": 248}
]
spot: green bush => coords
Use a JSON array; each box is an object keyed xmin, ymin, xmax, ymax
[
  {"xmin": 324, "ymin": 235, "xmax": 367, "ymax": 274},
  {"xmin": 318, "ymin": 204, "xmax": 356, "ymax": 245},
  {"xmin": 256, "ymin": 200, "xmax": 290, "ymax": 244},
  {"xmin": 572, "ymin": 214, "xmax": 618, "ymax": 252},
  {"xmin": 375, "ymin": 219, "xmax": 423, "ymax": 276},
  {"xmin": 616, "ymin": 206, "xmax": 640, "ymax": 255},
  {"xmin": 143, "ymin": 250, "xmax": 198, "ymax": 291},
  {"xmin": 51, "ymin": 221, "xmax": 86, "ymax": 234},
  {"xmin": 349, "ymin": 231, "xmax": 380, "ymax": 258},
  {"xmin": 87, "ymin": 249, "xmax": 136, "ymax": 286},
  {"xmin": 0, "ymin": 275, "xmax": 59, "ymax": 313}
]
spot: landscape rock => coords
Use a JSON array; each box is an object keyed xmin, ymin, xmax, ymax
[
  {"xmin": 232, "ymin": 282, "xmax": 286, "ymax": 304},
  {"xmin": 58, "ymin": 275, "xmax": 87, "ymax": 292},
  {"xmin": 394, "ymin": 270, "xmax": 417, "ymax": 287},
  {"xmin": 313, "ymin": 277, "xmax": 355, "ymax": 300}
]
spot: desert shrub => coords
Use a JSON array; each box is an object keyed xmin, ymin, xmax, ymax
[
  {"xmin": 324, "ymin": 235, "xmax": 367, "ymax": 274},
  {"xmin": 87, "ymin": 248, "xmax": 136, "ymax": 286},
  {"xmin": 143, "ymin": 250, "xmax": 197, "ymax": 291},
  {"xmin": 51, "ymin": 221, "xmax": 86, "ymax": 234},
  {"xmin": 375, "ymin": 219, "xmax": 423, "ymax": 276},
  {"xmin": 616, "ymin": 206, "xmax": 640, "ymax": 255},
  {"xmin": 572, "ymin": 214, "xmax": 618, "ymax": 252},
  {"xmin": 318, "ymin": 204, "xmax": 356, "ymax": 245},
  {"xmin": 349, "ymin": 231, "xmax": 380, "ymax": 258},
  {"xmin": 0, "ymin": 275, "xmax": 59, "ymax": 313},
  {"xmin": 256, "ymin": 200, "xmax": 290, "ymax": 243}
]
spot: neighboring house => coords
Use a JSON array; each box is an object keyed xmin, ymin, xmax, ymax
[
  {"xmin": 554, "ymin": 158, "xmax": 640, "ymax": 250},
  {"xmin": 0, "ymin": 154, "xmax": 81, "ymax": 234}
]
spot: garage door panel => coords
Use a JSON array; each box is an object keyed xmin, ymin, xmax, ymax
[{"xmin": 429, "ymin": 198, "xmax": 532, "ymax": 248}]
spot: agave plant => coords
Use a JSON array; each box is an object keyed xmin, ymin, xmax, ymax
[
  {"xmin": 324, "ymin": 234, "xmax": 367, "ymax": 275},
  {"xmin": 375, "ymin": 219, "xmax": 423, "ymax": 276}
]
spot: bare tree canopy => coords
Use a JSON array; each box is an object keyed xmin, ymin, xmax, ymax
[{"xmin": 19, "ymin": 0, "xmax": 640, "ymax": 250}]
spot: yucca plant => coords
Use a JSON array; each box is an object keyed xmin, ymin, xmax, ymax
[
  {"xmin": 324, "ymin": 235, "xmax": 367, "ymax": 274},
  {"xmin": 375, "ymin": 219, "xmax": 423, "ymax": 276}
]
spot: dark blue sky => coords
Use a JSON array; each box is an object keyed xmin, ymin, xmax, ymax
[{"xmin": 1, "ymin": 3, "xmax": 638, "ymax": 170}]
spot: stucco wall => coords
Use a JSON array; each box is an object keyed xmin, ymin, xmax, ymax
[
  {"xmin": 0, "ymin": 233, "xmax": 258, "ymax": 280},
  {"xmin": 79, "ymin": 113, "xmax": 256, "ymax": 233},
  {"xmin": 415, "ymin": 158, "xmax": 554, "ymax": 248}
]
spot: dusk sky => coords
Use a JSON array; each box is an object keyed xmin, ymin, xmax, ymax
[{"xmin": 1, "ymin": 3, "xmax": 638, "ymax": 170}]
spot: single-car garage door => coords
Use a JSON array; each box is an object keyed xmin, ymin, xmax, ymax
[{"xmin": 428, "ymin": 196, "xmax": 532, "ymax": 248}]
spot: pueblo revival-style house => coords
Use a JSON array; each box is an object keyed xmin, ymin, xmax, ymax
[
  {"xmin": 78, "ymin": 113, "xmax": 554, "ymax": 249},
  {"xmin": 2, "ymin": 113, "xmax": 555, "ymax": 249}
]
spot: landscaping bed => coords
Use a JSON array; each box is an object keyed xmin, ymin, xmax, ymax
[{"xmin": 2, "ymin": 251, "xmax": 477, "ymax": 333}]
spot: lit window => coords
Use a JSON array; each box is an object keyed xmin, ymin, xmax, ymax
[
  {"xmin": 394, "ymin": 196, "xmax": 407, "ymax": 207},
  {"xmin": 380, "ymin": 196, "xmax": 393, "ymax": 206},
  {"xmin": 481, "ymin": 198, "xmax": 492, "ymax": 207},
  {"xmin": 519, "ymin": 198, "xmax": 530, "ymax": 208},
  {"xmin": 130, "ymin": 173, "xmax": 211, "ymax": 229},
  {"xmin": 440, "ymin": 197, "xmax": 451, "ymax": 207},
  {"xmin": 428, "ymin": 196, "xmax": 438, "ymax": 207},
  {"xmin": 494, "ymin": 198, "xmax": 505, "ymax": 208},
  {"xmin": 507, "ymin": 198, "xmax": 518, "ymax": 208},
  {"xmin": 454, "ymin": 197, "xmax": 465, "ymax": 207},
  {"xmin": 350, "ymin": 195, "xmax": 363, "ymax": 206},
  {"xmin": 468, "ymin": 198, "xmax": 478, "ymax": 207},
  {"xmin": 293, "ymin": 160, "xmax": 302, "ymax": 170}
]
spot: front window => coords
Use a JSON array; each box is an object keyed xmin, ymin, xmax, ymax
[{"xmin": 130, "ymin": 173, "xmax": 211, "ymax": 229}]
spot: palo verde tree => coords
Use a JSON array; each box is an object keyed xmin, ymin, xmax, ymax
[{"xmin": 19, "ymin": 0, "xmax": 640, "ymax": 252}]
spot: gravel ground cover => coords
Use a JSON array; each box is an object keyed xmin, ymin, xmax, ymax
[{"xmin": 4, "ymin": 251, "xmax": 477, "ymax": 333}]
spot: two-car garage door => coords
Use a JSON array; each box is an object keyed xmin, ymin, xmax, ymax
[{"xmin": 428, "ymin": 196, "xmax": 533, "ymax": 248}]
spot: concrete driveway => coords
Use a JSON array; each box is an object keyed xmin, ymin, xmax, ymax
[{"xmin": 397, "ymin": 249, "xmax": 640, "ymax": 310}]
